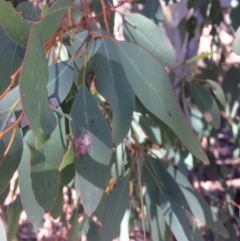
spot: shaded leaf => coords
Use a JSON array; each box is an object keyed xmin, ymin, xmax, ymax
[
  {"xmin": 0, "ymin": 26, "xmax": 25, "ymax": 95},
  {"xmin": 0, "ymin": 1, "xmax": 31, "ymax": 47},
  {"xmin": 191, "ymin": 83, "xmax": 220, "ymax": 129},
  {"xmin": 59, "ymin": 142, "xmax": 74, "ymax": 171},
  {"xmin": 60, "ymin": 163, "xmax": 75, "ymax": 186},
  {"xmin": 206, "ymin": 79, "xmax": 226, "ymax": 108},
  {"xmin": 145, "ymin": 191, "xmax": 171, "ymax": 241},
  {"xmin": 0, "ymin": 113, "xmax": 23, "ymax": 193},
  {"xmin": 7, "ymin": 196, "xmax": 22, "ymax": 241},
  {"xmin": 24, "ymin": 111, "xmax": 66, "ymax": 212},
  {"xmin": 19, "ymin": 25, "xmax": 56, "ymax": 149},
  {"xmin": 142, "ymin": 0, "xmax": 164, "ymax": 26},
  {"xmin": 143, "ymin": 156, "xmax": 229, "ymax": 238},
  {"xmin": 16, "ymin": 2, "xmax": 41, "ymax": 21},
  {"xmin": 101, "ymin": 176, "xmax": 129, "ymax": 241},
  {"xmin": 70, "ymin": 85, "xmax": 112, "ymax": 216},
  {"xmin": 222, "ymin": 67, "xmax": 240, "ymax": 118},
  {"xmin": 123, "ymin": 13, "xmax": 174, "ymax": 66},
  {"xmin": 18, "ymin": 142, "xmax": 45, "ymax": 223},
  {"xmin": 36, "ymin": 0, "xmax": 70, "ymax": 44},
  {"xmin": 48, "ymin": 60, "xmax": 74, "ymax": 107},
  {"xmin": 117, "ymin": 42, "xmax": 208, "ymax": 163},
  {"xmin": 93, "ymin": 39, "xmax": 135, "ymax": 145},
  {"xmin": 159, "ymin": 190, "xmax": 193, "ymax": 241},
  {"xmin": 50, "ymin": 188, "xmax": 63, "ymax": 219},
  {"xmin": 0, "ymin": 185, "xmax": 9, "ymax": 205}
]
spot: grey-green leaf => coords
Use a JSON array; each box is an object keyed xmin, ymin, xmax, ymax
[
  {"xmin": 19, "ymin": 25, "xmax": 56, "ymax": 150},
  {"xmin": 24, "ymin": 111, "xmax": 66, "ymax": 212},
  {"xmin": 117, "ymin": 41, "xmax": 208, "ymax": 163},
  {"xmin": 101, "ymin": 176, "xmax": 129, "ymax": 241},
  {"xmin": 144, "ymin": 156, "xmax": 229, "ymax": 238},
  {"xmin": 191, "ymin": 83, "xmax": 220, "ymax": 129},
  {"xmin": 0, "ymin": 113, "xmax": 23, "ymax": 193},
  {"xmin": 70, "ymin": 85, "xmax": 112, "ymax": 216},
  {"xmin": 93, "ymin": 39, "xmax": 135, "ymax": 145},
  {"xmin": 206, "ymin": 79, "xmax": 226, "ymax": 108},
  {"xmin": 159, "ymin": 190, "xmax": 193, "ymax": 241},
  {"xmin": 123, "ymin": 13, "xmax": 174, "ymax": 66},
  {"xmin": 18, "ymin": 142, "xmax": 45, "ymax": 223}
]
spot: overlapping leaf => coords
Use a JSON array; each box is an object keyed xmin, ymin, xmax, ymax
[
  {"xmin": 18, "ymin": 142, "xmax": 45, "ymax": 223},
  {"xmin": 123, "ymin": 13, "xmax": 174, "ymax": 66},
  {"xmin": 143, "ymin": 156, "xmax": 229, "ymax": 238},
  {"xmin": 142, "ymin": 0, "xmax": 164, "ymax": 26},
  {"xmin": 0, "ymin": 113, "xmax": 23, "ymax": 193},
  {"xmin": 0, "ymin": 1, "xmax": 31, "ymax": 47},
  {"xmin": 24, "ymin": 111, "xmax": 66, "ymax": 212},
  {"xmin": 93, "ymin": 39, "xmax": 135, "ymax": 145},
  {"xmin": 206, "ymin": 79, "xmax": 226, "ymax": 108},
  {"xmin": 0, "ymin": 27, "xmax": 25, "ymax": 95},
  {"xmin": 101, "ymin": 176, "xmax": 129, "ymax": 241},
  {"xmin": 7, "ymin": 196, "xmax": 23, "ymax": 241},
  {"xmin": 36, "ymin": 0, "xmax": 71, "ymax": 44},
  {"xmin": 19, "ymin": 25, "xmax": 56, "ymax": 149},
  {"xmin": 117, "ymin": 42, "xmax": 208, "ymax": 163},
  {"xmin": 159, "ymin": 190, "xmax": 193, "ymax": 241},
  {"xmin": 145, "ymin": 190, "xmax": 171, "ymax": 241},
  {"xmin": 191, "ymin": 83, "xmax": 220, "ymax": 129},
  {"xmin": 48, "ymin": 60, "xmax": 74, "ymax": 107},
  {"xmin": 70, "ymin": 85, "xmax": 112, "ymax": 216}
]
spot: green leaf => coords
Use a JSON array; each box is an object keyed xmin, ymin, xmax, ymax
[
  {"xmin": 16, "ymin": 2, "xmax": 41, "ymax": 21},
  {"xmin": 185, "ymin": 51, "xmax": 217, "ymax": 65},
  {"xmin": 60, "ymin": 163, "xmax": 75, "ymax": 186},
  {"xmin": 206, "ymin": 79, "xmax": 226, "ymax": 108},
  {"xmin": 159, "ymin": 190, "xmax": 193, "ymax": 241},
  {"xmin": 18, "ymin": 142, "xmax": 45, "ymax": 223},
  {"xmin": 59, "ymin": 142, "xmax": 75, "ymax": 171},
  {"xmin": 191, "ymin": 83, "xmax": 220, "ymax": 129},
  {"xmin": 233, "ymin": 26, "xmax": 240, "ymax": 55},
  {"xmin": 93, "ymin": 39, "xmax": 135, "ymax": 145},
  {"xmin": 143, "ymin": 156, "xmax": 229, "ymax": 238},
  {"xmin": 70, "ymin": 85, "xmax": 112, "ymax": 216},
  {"xmin": 145, "ymin": 191, "xmax": 171, "ymax": 241},
  {"xmin": 117, "ymin": 42, "xmax": 208, "ymax": 163},
  {"xmin": 222, "ymin": 67, "xmax": 240, "ymax": 118},
  {"xmin": 7, "ymin": 196, "xmax": 23, "ymax": 241},
  {"xmin": 48, "ymin": 60, "xmax": 74, "ymax": 107},
  {"xmin": 36, "ymin": 0, "xmax": 71, "ymax": 44},
  {"xmin": 123, "ymin": 13, "xmax": 174, "ymax": 67},
  {"xmin": 50, "ymin": 188, "xmax": 63, "ymax": 219},
  {"xmin": 0, "ymin": 1, "xmax": 31, "ymax": 47},
  {"xmin": 0, "ymin": 217, "xmax": 7, "ymax": 241},
  {"xmin": 24, "ymin": 111, "xmax": 66, "ymax": 212},
  {"xmin": 101, "ymin": 176, "xmax": 129, "ymax": 241},
  {"xmin": 0, "ymin": 113, "xmax": 23, "ymax": 193},
  {"xmin": 142, "ymin": 0, "xmax": 164, "ymax": 26},
  {"xmin": 19, "ymin": 25, "xmax": 56, "ymax": 149},
  {"xmin": 0, "ymin": 185, "xmax": 9, "ymax": 205},
  {"xmin": 0, "ymin": 26, "xmax": 25, "ymax": 95}
]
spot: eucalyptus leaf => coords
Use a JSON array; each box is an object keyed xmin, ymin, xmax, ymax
[
  {"xmin": 117, "ymin": 41, "xmax": 208, "ymax": 163},
  {"xmin": 70, "ymin": 85, "xmax": 112, "ymax": 216},
  {"xmin": 101, "ymin": 176, "xmax": 129, "ymax": 241},
  {"xmin": 18, "ymin": 142, "xmax": 45, "ymax": 223},
  {"xmin": 19, "ymin": 25, "xmax": 56, "ymax": 149}
]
